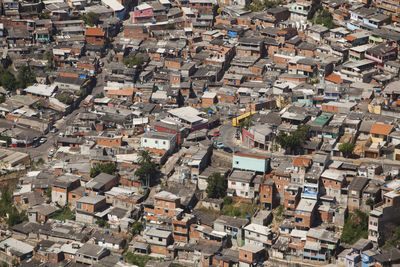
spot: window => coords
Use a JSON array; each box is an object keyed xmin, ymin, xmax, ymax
[
  {"xmin": 242, "ymin": 183, "xmax": 246, "ymax": 187},
  {"xmin": 231, "ymin": 182, "xmax": 236, "ymax": 185},
  {"xmin": 235, "ymin": 161, "xmax": 239, "ymax": 165},
  {"xmin": 155, "ymin": 140, "xmax": 158, "ymax": 144},
  {"xmin": 163, "ymin": 141, "xmax": 166, "ymax": 145},
  {"xmin": 244, "ymin": 254, "xmax": 248, "ymax": 258},
  {"xmin": 144, "ymin": 139, "xmax": 147, "ymax": 143},
  {"xmin": 76, "ymin": 203, "xmax": 82, "ymax": 209},
  {"xmin": 159, "ymin": 238, "xmax": 162, "ymax": 242}
]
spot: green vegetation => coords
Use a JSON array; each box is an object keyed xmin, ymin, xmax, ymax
[
  {"xmin": 276, "ymin": 205, "xmax": 284, "ymax": 216},
  {"xmin": 39, "ymin": 11, "xmax": 50, "ymax": 19},
  {"xmin": 274, "ymin": 205, "xmax": 284, "ymax": 223},
  {"xmin": 223, "ymin": 196, "xmax": 233, "ymax": 206},
  {"xmin": 123, "ymin": 55, "xmax": 144, "ymax": 68},
  {"xmin": 16, "ymin": 66, "xmax": 36, "ymax": 89},
  {"xmin": 57, "ymin": 94, "xmax": 74, "ymax": 105},
  {"xmin": 206, "ymin": 173, "xmax": 227, "ymax": 199},
  {"xmin": 275, "ymin": 125, "xmax": 309, "ymax": 154},
  {"xmin": 33, "ymin": 101, "xmax": 44, "ymax": 110},
  {"xmin": 96, "ymin": 217, "xmax": 110, "ymax": 228},
  {"xmin": 366, "ymin": 198, "xmax": 374, "ymax": 209},
  {"xmin": 45, "ymin": 187, "xmax": 52, "ymax": 198},
  {"xmin": 0, "ymin": 68, "xmax": 17, "ymax": 91},
  {"xmin": 383, "ymin": 225, "xmax": 400, "ymax": 248},
  {"xmin": 339, "ymin": 143, "xmax": 355, "ymax": 158},
  {"xmin": 314, "ymin": 8, "xmax": 335, "ymax": 29},
  {"xmin": 239, "ymin": 116, "xmax": 253, "ymax": 131},
  {"xmin": 81, "ymin": 12, "xmax": 100, "ymax": 26},
  {"xmin": 222, "ymin": 201, "xmax": 258, "ymax": 218},
  {"xmin": 0, "ymin": 95, "xmax": 5, "ymax": 104},
  {"xmin": 50, "ymin": 206, "xmax": 75, "ymax": 221},
  {"xmin": 131, "ymin": 221, "xmax": 143, "ymax": 236},
  {"xmin": 135, "ymin": 150, "xmax": 158, "ymax": 186},
  {"xmin": 0, "ymin": 187, "xmax": 27, "ymax": 228},
  {"xmin": 340, "ymin": 209, "xmax": 369, "ymax": 244},
  {"xmin": 309, "ymin": 78, "xmax": 320, "ymax": 85},
  {"xmin": 165, "ymin": 23, "xmax": 175, "ymax": 30},
  {"xmin": 125, "ymin": 252, "xmax": 156, "ymax": 267},
  {"xmin": 244, "ymin": 0, "xmax": 282, "ymax": 11},
  {"xmin": 44, "ymin": 51, "xmax": 55, "ymax": 71},
  {"xmin": 90, "ymin": 163, "xmax": 117, "ymax": 178}
]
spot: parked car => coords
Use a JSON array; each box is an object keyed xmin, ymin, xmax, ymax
[
  {"xmin": 213, "ymin": 130, "xmax": 220, "ymax": 137},
  {"xmin": 215, "ymin": 141, "xmax": 224, "ymax": 149},
  {"xmin": 50, "ymin": 127, "xmax": 58, "ymax": 133},
  {"xmin": 223, "ymin": 147, "xmax": 233, "ymax": 153},
  {"xmin": 59, "ymin": 132, "xmax": 65, "ymax": 137},
  {"xmin": 39, "ymin": 137, "xmax": 47, "ymax": 144},
  {"xmin": 48, "ymin": 149, "xmax": 55, "ymax": 158}
]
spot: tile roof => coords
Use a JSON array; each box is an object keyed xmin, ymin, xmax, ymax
[
  {"xmin": 293, "ymin": 157, "xmax": 311, "ymax": 167},
  {"xmin": 325, "ymin": 73, "xmax": 343, "ymax": 84},
  {"xmin": 85, "ymin": 27, "xmax": 105, "ymax": 36},
  {"xmin": 370, "ymin": 123, "xmax": 393, "ymax": 136}
]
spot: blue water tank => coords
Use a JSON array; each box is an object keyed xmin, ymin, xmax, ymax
[
  {"xmin": 260, "ymin": 100, "xmax": 263, "ymax": 103},
  {"xmin": 246, "ymin": 216, "xmax": 250, "ymax": 220},
  {"xmin": 266, "ymin": 206, "xmax": 270, "ymax": 210}
]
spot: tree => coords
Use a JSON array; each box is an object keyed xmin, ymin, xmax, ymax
[
  {"xmin": 339, "ymin": 143, "xmax": 355, "ymax": 158},
  {"xmin": 165, "ymin": 23, "xmax": 175, "ymax": 30},
  {"xmin": 131, "ymin": 221, "xmax": 143, "ymax": 236},
  {"xmin": 7, "ymin": 208, "xmax": 26, "ymax": 227},
  {"xmin": 341, "ymin": 209, "xmax": 369, "ymax": 244},
  {"xmin": 45, "ymin": 187, "xmax": 52, "ymax": 198},
  {"xmin": 366, "ymin": 198, "xmax": 374, "ymax": 209},
  {"xmin": 240, "ymin": 116, "xmax": 253, "ymax": 131},
  {"xmin": 206, "ymin": 173, "xmax": 227, "ymax": 199},
  {"xmin": 0, "ymin": 69, "xmax": 17, "ymax": 91},
  {"xmin": 57, "ymin": 94, "xmax": 74, "ymax": 105},
  {"xmin": 314, "ymin": 8, "xmax": 335, "ymax": 29},
  {"xmin": 81, "ymin": 12, "xmax": 100, "ymax": 26},
  {"xmin": 16, "ymin": 66, "xmax": 36, "ymax": 89},
  {"xmin": 123, "ymin": 55, "xmax": 144, "ymax": 68},
  {"xmin": 0, "ymin": 95, "xmax": 5, "ymax": 104},
  {"xmin": 135, "ymin": 150, "xmax": 158, "ymax": 186},
  {"xmin": 90, "ymin": 163, "xmax": 117, "ymax": 178},
  {"xmin": 275, "ymin": 125, "xmax": 309, "ymax": 154},
  {"xmin": 44, "ymin": 51, "xmax": 55, "ymax": 71},
  {"xmin": 96, "ymin": 217, "xmax": 110, "ymax": 228}
]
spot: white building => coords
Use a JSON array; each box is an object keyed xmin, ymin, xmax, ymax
[{"xmin": 140, "ymin": 132, "xmax": 176, "ymax": 153}]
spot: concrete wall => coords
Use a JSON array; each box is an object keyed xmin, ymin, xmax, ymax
[{"xmin": 76, "ymin": 212, "xmax": 96, "ymax": 224}]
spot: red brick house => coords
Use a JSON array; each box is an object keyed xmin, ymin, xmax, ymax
[{"xmin": 85, "ymin": 27, "xmax": 105, "ymax": 46}]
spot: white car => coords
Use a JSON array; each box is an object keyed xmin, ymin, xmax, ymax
[{"xmin": 59, "ymin": 132, "xmax": 64, "ymax": 137}]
